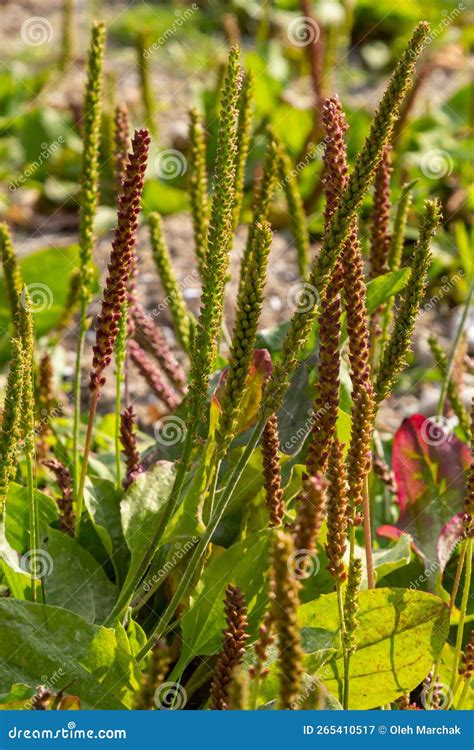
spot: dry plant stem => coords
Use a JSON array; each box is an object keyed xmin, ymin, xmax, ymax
[
  {"xmin": 450, "ymin": 537, "xmax": 473, "ymax": 691},
  {"xmin": 112, "ymin": 24, "xmax": 430, "ymax": 636}
]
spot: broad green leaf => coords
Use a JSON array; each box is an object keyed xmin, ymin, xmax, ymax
[
  {"xmin": 174, "ymin": 530, "xmax": 272, "ymax": 675},
  {"xmin": 120, "ymin": 461, "xmax": 176, "ymax": 596},
  {"xmin": 0, "ymin": 683, "xmax": 35, "ymax": 710},
  {"xmin": 299, "ymin": 587, "xmax": 449, "ymax": 709},
  {"xmin": 0, "ymin": 600, "xmax": 136, "ymax": 709},
  {"xmin": 84, "ymin": 478, "xmax": 130, "ymax": 586},
  {"xmin": 5, "ymin": 482, "xmax": 58, "ymax": 552},
  {"xmin": 44, "ymin": 529, "xmax": 116, "ymax": 624}
]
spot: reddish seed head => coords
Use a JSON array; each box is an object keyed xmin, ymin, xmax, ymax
[{"xmin": 90, "ymin": 129, "xmax": 150, "ymax": 393}]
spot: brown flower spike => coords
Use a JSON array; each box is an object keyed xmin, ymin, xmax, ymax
[
  {"xmin": 325, "ymin": 439, "xmax": 348, "ymax": 583},
  {"xmin": 90, "ymin": 129, "xmax": 150, "ymax": 393},
  {"xmin": 294, "ymin": 473, "xmax": 327, "ymax": 559},
  {"xmin": 120, "ymin": 405, "xmax": 143, "ymax": 490},
  {"xmin": 43, "ymin": 459, "xmax": 75, "ymax": 536},
  {"xmin": 271, "ymin": 530, "xmax": 304, "ymax": 709},
  {"xmin": 321, "ymin": 96, "xmax": 372, "ymax": 397},
  {"xmin": 370, "ymin": 145, "xmax": 392, "ymax": 278},
  {"xmin": 210, "ymin": 584, "xmax": 249, "ymax": 710},
  {"xmin": 261, "ymin": 412, "xmax": 284, "ymax": 527}
]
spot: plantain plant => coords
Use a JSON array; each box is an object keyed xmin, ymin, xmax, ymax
[{"xmin": 0, "ymin": 21, "xmax": 472, "ymax": 714}]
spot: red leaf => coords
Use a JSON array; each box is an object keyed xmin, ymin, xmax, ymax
[{"xmin": 378, "ymin": 414, "xmax": 469, "ymax": 580}]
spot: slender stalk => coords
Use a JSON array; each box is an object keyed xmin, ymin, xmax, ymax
[
  {"xmin": 73, "ymin": 21, "xmax": 106, "ymax": 502},
  {"xmin": 75, "ymin": 388, "xmax": 100, "ymax": 532},
  {"xmin": 337, "ymin": 582, "xmax": 349, "ymax": 708},
  {"xmin": 437, "ymin": 282, "xmax": 473, "ymax": 417},
  {"xmin": 114, "ymin": 373, "xmax": 122, "ymax": 488},
  {"xmin": 450, "ymin": 544, "xmax": 467, "ymax": 611},
  {"xmin": 362, "ymin": 475, "xmax": 375, "ymax": 588},
  {"xmin": 457, "ymin": 679, "xmax": 471, "ymax": 710},
  {"xmin": 450, "ymin": 537, "xmax": 473, "ymax": 691},
  {"xmin": 72, "ymin": 304, "xmax": 87, "ymax": 499},
  {"xmin": 26, "ymin": 454, "xmax": 42, "ymax": 602}
]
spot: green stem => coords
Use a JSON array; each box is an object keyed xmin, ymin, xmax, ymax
[
  {"xmin": 114, "ymin": 367, "xmax": 123, "ymax": 489},
  {"xmin": 450, "ymin": 537, "xmax": 472, "ymax": 692},
  {"xmin": 362, "ymin": 475, "xmax": 375, "ymax": 589},
  {"xmin": 450, "ymin": 543, "xmax": 467, "ymax": 611},
  {"xmin": 75, "ymin": 386, "xmax": 99, "ymax": 536},
  {"xmin": 437, "ymin": 282, "xmax": 473, "ymax": 416},
  {"xmin": 337, "ymin": 581, "xmax": 349, "ymax": 709},
  {"xmin": 26, "ymin": 451, "xmax": 42, "ymax": 603},
  {"xmin": 457, "ymin": 678, "xmax": 471, "ymax": 710},
  {"xmin": 72, "ymin": 300, "xmax": 88, "ymax": 501}
]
